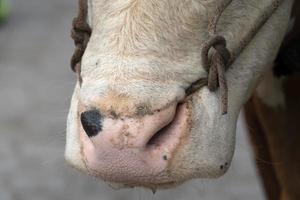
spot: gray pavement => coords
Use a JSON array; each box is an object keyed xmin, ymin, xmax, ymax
[{"xmin": 0, "ymin": 0, "xmax": 265, "ymax": 199}]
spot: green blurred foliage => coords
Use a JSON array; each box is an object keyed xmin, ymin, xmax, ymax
[{"xmin": 0, "ymin": 0, "xmax": 10, "ymax": 22}]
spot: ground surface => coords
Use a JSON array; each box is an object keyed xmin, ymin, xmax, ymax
[{"xmin": 0, "ymin": 0, "xmax": 265, "ymax": 199}]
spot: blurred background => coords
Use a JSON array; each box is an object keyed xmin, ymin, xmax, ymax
[{"xmin": 0, "ymin": 0, "xmax": 265, "ymax": 199}]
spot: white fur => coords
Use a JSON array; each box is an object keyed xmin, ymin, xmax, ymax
[
  {"xmin": 65, "ymin": 83, "xmax": 86, "ymax": 170},
  {"xmin": 87, "ymin": 0, "xmax": 93, "ymax": 27},
  {"xmin": 66, "ymin": 0, "xmax": 294, "ymax": 186}
]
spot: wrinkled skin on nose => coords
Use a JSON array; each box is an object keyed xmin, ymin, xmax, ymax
[{"xmin": 78, "ymin": 100, "xmax": 191, "ymax": 186}]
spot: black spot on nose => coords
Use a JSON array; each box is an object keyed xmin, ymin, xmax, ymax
[{"xmin": 80, "ymin": 109, "xmax": 103, "ymax": 137}]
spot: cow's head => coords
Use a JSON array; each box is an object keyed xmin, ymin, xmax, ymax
[{"xmin": 65, "ymin": 0, "xmax": 292, "ymax": 189}]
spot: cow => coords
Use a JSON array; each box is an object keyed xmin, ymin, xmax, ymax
[
  {"xmin": 244, "ymin": 1, "xmax": 300, "ymax": 199},
  {"xmin": 65, "ymin": 0, "xmax": 299, "ymax": 199}
]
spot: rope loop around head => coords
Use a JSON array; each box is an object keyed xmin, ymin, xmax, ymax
[
  {"xmin": 201, "ymin": 35, "xmax": 230, "ymax": 72},
  {"xmin": 70, "ymin": 0, "xmax": 284, "ymax": 115},
  {"xmin": 70, "ymin": 0, "xmax": 91, "ymax": 73},
  {"xmin": 203, "ymin": 35, "xmax": 230, "ymax": 114},
  {"xmin": 186, "ymin": 35, "xmax": 230, "ymax": 114}
]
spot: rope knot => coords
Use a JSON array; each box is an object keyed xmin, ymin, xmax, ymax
[
  {"xmin": 70, "ymin": 0, "xmax": 284, "ymax": 116},
  {"xmin": 201, "ymin": 35, "xmax": 231, "ymax": 115}
]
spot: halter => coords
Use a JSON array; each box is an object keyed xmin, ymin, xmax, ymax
[
  {"xmin": 71, "ymin": 0, "xmax": 91, "ymax": 85},
  {"xmin": 71, "ymin": 0, "xmax": 284, "ymax": 115}
]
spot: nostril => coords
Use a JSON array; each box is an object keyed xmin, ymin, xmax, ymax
[
  {"xmin": 80, "ymin": 109, "xmax": 103, "ymax": 137},
  {"xmin": 146, "ymin": 103, "xmax": 182, "ymax": 147},
  {"xmin": 147, "ymin": 121, "xmax": 172, "ymax": 146}
]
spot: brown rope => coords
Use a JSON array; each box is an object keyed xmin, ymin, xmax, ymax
[
  {"xmin": 186, "ymin": 35, "xmax": 231, "ymax": 115},
  {"xmin": 228, "ymin": 0, "xmax": 284, "ymax": 64},
  {"xmin": 186, "ymin": 0, "xmax": 284, "ymax": 115},
  {"xmin": 71, "ymin": 0, "xmax": 284, "ymax": 115},
  {"xmin": 70, "ymin": 0, "xmax": 91, "ymax": 84}
]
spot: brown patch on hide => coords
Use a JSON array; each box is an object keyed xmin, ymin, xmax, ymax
[
  {"xmin": 244, "ymin": 72, "xmax": 300, "ymax": 200},
  {"xmin": 79, "ymin": 88, "xmax": 179, "ymax": 119},
  {"xmin": 84, "ymin": 89, "xmax": 136, "ymax": 118},
  {"xmin": 244, "ymin": 98, "xmax": 281, "ymax": 200}
]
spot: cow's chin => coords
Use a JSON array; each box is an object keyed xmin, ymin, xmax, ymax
[{"xmin": 65, "ymin": 85, "xmax": 236, "ymax": 190}]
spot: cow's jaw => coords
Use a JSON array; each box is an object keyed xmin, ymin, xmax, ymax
[{"xmin": 65, "ymin": 0, "xmax": 294, "ymax": 189}]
